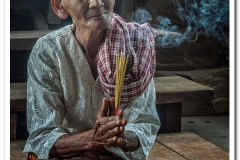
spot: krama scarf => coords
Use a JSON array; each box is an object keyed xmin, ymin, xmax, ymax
[{"xmin": 98, "ymin": 13, "xmax": 156, "ymax": 108}]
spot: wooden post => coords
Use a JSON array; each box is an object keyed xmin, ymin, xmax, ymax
[
  {"xmin": 156, "ymin": 103, "xmax": 182, "ymax": 133},
  {"xmin": 10, "ymin": 113, "xmax": 17, "ymax": 140}
]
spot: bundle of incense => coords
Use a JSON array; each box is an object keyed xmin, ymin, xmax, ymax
[{"xmin": 115, "ymin": 53, "xmax": 129, "ymax": 115}]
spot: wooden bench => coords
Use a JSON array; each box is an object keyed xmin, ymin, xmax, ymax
[
  {"xmin": 10, "ymin": 30, "xmax": 53, "ymax": 50},
  {"xmin": 10, "ymin": 132, "xmax": 228, "ymax": 160},
  {"xmin": 154, "ymin": 76, "xmax": 214, "ymax": 133},
  {"xmin": 10, "ymin": 76, "xmax": 214, "ymax": 139}
]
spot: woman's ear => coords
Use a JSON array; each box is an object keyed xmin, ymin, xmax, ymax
[{"xmin": 50, "ymin": 0, "xmax": 69, "ymax": 19}]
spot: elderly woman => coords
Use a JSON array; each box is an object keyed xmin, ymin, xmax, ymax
[{"xmin": 23, "ymin": 0, "xmax": 160, "ymax": 159}]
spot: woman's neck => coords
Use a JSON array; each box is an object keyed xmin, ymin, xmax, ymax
[
  {"xmin": 72, "ymin": 24, "xmax": 107, "ymax": 80},
  {"xmin": 73, "ymin": 25, "xmax": 106, "ymax": 59}
]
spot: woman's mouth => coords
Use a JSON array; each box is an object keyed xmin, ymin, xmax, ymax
[
  {"xmin": 86, "ymin": 9, "xmax": 109, "ymax": 20},
  {"xmin": 88, "ymin": 13, "xmax": 104, "ymax": 19}
]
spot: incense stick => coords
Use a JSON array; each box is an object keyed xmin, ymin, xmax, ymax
[{"xmin": 115, "ymin": 53, "xmax": 128, "ymax": 115}]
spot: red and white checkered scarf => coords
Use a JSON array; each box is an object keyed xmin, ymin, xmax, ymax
[{"xmin": 98, "ymin": 14, "xmax": 156, "ymax": 108}]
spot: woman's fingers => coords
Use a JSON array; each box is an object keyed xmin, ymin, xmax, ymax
[
  {"xmin": 119, "ymin": 126, "xmax": 125, "ymax": 133},
  {"xmin": 95, "ymin": 116, "xmax": 121, "ymax": 127},
  {"xmin": 93, "ymin": 98, "xmax": 128, "ymax": 148},
  {"xmin": 121, "ymin": 118, "xmax": 127, "ymax": 126},
  {"xmin": 102, "ymin": 136, "xmax": 118, "ymax": 148},
  {"xmin": 97, "ymin": 98, "xmax": 110, "ymax": 118},
  {"xmin": 109, "ymin": 97, "xmax": 115, "ymax": 116},
  {"xmin": 117, "ymin": 109, "xmax": 124, "ymax": 118},
  {"xmin": 103, "ymin": 136, "xmax": 127, "ymax": 148},
  {"xmin": 97, "ymin": 120, "xmax": 121, "ymax": 137},
  {"xmin": 97, "ymin": 97, "xmax": 126, "ymax": 118},
  {"xmin": 93, "ymin": 119, "xmax": 127, "ymax": 149},
  {"xmin": 105, "ymin": 119, "xmax": 122, "ymax": 129}
]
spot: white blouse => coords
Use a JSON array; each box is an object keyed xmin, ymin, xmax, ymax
[{"xmin": 23, "ymin": 25, "xmax": 160, "ymax": 160}]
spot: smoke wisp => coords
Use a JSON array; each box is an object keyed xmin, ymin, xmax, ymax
[{"xmin": 133, "ymin": 0, "xmax": 229, "ymax": 49}]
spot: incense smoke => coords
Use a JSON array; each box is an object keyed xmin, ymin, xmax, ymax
[{"xmin": 133, "ymin": 0, "xmax": 229, "ymax": 49}]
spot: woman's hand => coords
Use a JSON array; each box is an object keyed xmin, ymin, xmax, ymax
[
  {"xmin": 91, "ymin": 98, "xmax": 128, "ymax": 148},
  {"xmin": 50, "ymin": 98, "xmax": 128, "ymax": 159},
  {"xmin": 49, "ymin": 98, "xmax": 140, "ymax": 158}
]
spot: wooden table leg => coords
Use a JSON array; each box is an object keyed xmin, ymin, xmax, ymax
[
  {"xmin": 10, "ymin": 113, "xmax": 17, "ymax": 140},
  {"xmin": 156, "ymin": 103, "xmax": 182, "ymax": 133}
]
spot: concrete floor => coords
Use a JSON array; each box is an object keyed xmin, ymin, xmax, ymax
[{"xmin": 181, "ymin": 115, "xmax": 229, "ymax": 151}]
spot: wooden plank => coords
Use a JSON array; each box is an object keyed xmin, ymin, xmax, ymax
[
  {"xmin": 11, "ymin": 30, "xmax": 52, "ymax": 39},
  {"xmin": 10, "ymin": 30, "xmax": 53, "ymax": 50},
  {"xmin": 156, "ymin": 132, "xmax": 229, "ymax": 160},
  {"xmin": 10, "ymin": 140, "xmax": 27, "ymax": 160},
  {"xmin": 154, "ymin": 76, "xmax": 214, "ymax": 104},
  {"xmin": 154, "ymin": 76, "xmax": 214, "ymax": 94},
  {"xmin": 148, "ymin": 141, "xmax": 186, "ymax": 160},
  {"xmin": 10, "ymin": 83, "xmax": 27, "ymax": 100}
]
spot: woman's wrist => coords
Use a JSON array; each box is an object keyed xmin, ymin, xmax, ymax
[
  {"xmin": 120, "ymin": 130, "xmax": 140, "ymax": 152},
  {"xmin": 49, "ymin": 129, "xmax": 104, "ymax": 158}
]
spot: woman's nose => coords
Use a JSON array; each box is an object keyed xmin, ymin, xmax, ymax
[{"xmin": 89, "ymin": 0, "xmax": 104, "ymax": 8}]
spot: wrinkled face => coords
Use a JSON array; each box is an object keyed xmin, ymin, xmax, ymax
[{"xmin": 61, "ymin": 0, "xmax": 115, "ymax": 30}]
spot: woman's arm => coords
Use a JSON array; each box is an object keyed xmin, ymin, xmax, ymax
[{"xmin": 118, "ymin": 130, "xmax": 140, "ymax": 152}]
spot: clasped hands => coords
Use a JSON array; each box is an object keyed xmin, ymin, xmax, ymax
[{"xmin": 91, "ymin": 97, "xmax": 128, "ymax": 149}]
